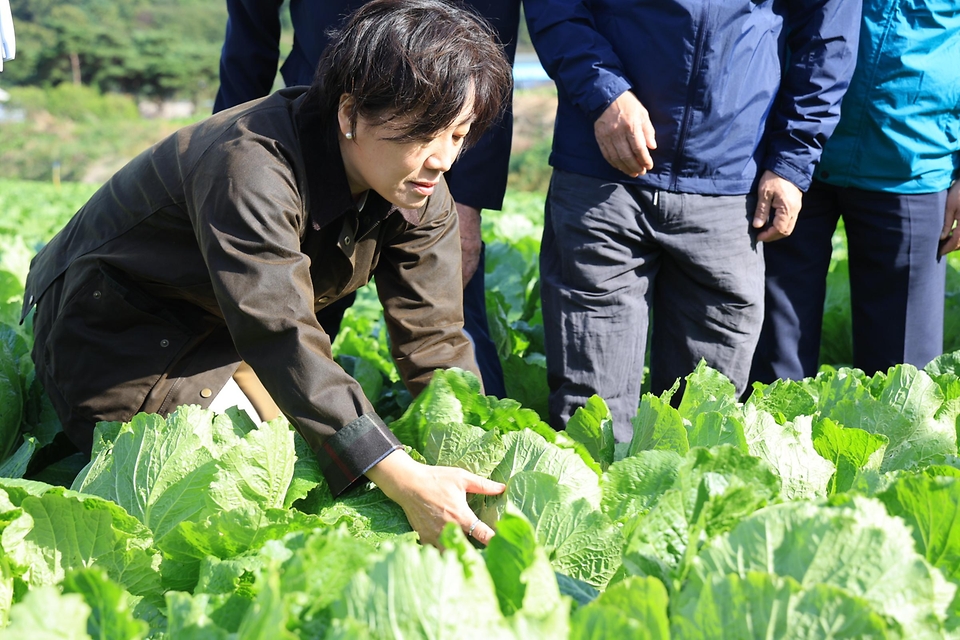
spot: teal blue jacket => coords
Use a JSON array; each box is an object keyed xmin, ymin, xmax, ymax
[{"xmin": 817, "ymin": 0, "xmax": 960, "ymax": 194}]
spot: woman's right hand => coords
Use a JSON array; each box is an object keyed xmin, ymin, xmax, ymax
[{"xmin": 365, "ymin": 449, "xmax": 505, "ymax": 547}]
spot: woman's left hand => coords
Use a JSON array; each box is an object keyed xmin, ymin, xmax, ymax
[{"xmin": 366, "ymin": 448, "xmax": 505, "ymax": 547}]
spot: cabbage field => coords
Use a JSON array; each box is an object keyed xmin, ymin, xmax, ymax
[{"xmin": 1, "ymin": 178, "xmax": 960, "ymax": 638}]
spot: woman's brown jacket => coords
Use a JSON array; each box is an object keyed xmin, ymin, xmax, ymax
[{"xmin": 21, "ymin": 87, "xmax": 478, "ymax": 495}]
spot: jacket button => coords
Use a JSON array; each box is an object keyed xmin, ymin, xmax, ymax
[
  {"xmin": 343, "ymin": 236, "xmax": 352, "ymax": 245},
  {"xmin": 200, "ymin": 388, "xmax": 213, "ymax": 398},
  {"xmin": 317, "ymin": 296, "xmax": 329, "ymax": 303},
  {"xmin": 92, "ymin": 290, "xmax": 101, "ymax": 299},
  {"xmin": 160, "ymin": 339, "xmax": 170, "ymax": 348}
]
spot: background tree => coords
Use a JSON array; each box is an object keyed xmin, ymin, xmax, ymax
[{"xmin": 4, "ymin": 0, "xmax": 225, "ymax": 101}]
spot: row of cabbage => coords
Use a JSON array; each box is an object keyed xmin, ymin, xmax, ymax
[
  {"xmin": 1, "ymin": 351, "xmax": 959, "ymax": 638},
  {"xmin": 2, "ymin": 181, "xmax": 960, "ymax": 637}
]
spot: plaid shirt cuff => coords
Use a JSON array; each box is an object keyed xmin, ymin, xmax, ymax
[{"xmin": 319, "ymin": 413, "xmax": 403, "ymax": 496}]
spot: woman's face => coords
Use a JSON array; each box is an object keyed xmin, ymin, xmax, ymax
[{"xmin": 337, "ymin": 94, "xmax": 474, "ymax": 209}]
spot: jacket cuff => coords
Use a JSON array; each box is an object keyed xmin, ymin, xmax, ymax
[
  {"xmin": 763, "ymin": 157, "xmax": 813, "ymax": 193},
  {"xmin": 318, "ymin": 413, "xmax": 403, "ymax": 496},
  {"xmin": 587, "ymin": 76, "xmax": 634, "ymax": 123}
]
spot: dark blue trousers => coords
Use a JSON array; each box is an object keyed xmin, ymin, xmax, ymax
[
  {"xmin": 752, "ymin": 180, "xmax": 947, "ymax": 383},
  {"xmin": 463, "ymin": 244, "xmax": 507, "ymax": 398}
]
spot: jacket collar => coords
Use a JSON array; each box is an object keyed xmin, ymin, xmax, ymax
[{"xmin": 293, "ymin": 92, "xmax": 395, "ymax": 231}]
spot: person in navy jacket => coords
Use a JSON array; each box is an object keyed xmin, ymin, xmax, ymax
[
  {"xmin": 752, "ymin": 0, "xmax": 960, "ymax": 384},
  {"xmin": 523, "ymin": 0, "xmax": 860, "ymax": 439},
  {"xmin": 214, "ymin": 0, "xmax": 520, "ymax": 398}
]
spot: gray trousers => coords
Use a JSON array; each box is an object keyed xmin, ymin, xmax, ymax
[{"xmin": 540, "ymin": 169, "xmax": 765, "ymax": 441}]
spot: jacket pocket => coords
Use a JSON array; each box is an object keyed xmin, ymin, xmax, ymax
[{"xmin": 41, "ymin": 264, "xmax": 192, "ymax": 424}]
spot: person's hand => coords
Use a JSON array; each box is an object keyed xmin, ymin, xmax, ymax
[
  {"xmin": 365, "ymin": 448, "xmax": 504, "ymax": 547},
  {"xmin": 940, "ymin": 180, "xmax": 960, "ymax": 257},
  {"xmin": 456, "ymin": 202, "xmax": 483, "ymax": 286},
  {"xmin": 594, "ymin": 91, "xmax": 657, "ymax": 178},
  {"xmin": 752, "ymin": 170, "xmax": 803, "ymax": 242}
]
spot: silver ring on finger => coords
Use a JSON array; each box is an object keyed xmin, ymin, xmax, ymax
[{"xmin": 467, "ymin": 518, "xmax": 481, "ymax": 538}]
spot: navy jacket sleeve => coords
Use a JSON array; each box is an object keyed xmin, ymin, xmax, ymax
[
  {"xmin": 522, "ymin": 0, "xmax": 631, "ymax": 123},
  {"xmin": 213, "ymin": 0, "xmax": 285, "ymax": 113},
  {"xmin": 445, "ymin": 0, "xmax": 521, "ymax": 211},
  {"xmin": 761, "ymin": 0, "xmax": 861, "ymax": 191}
]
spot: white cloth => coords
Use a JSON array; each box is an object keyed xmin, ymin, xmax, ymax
[
  {"xmin": 208, "ymin": 376, "xmax": 264, "ymax": 424},
  {"xmin": 0, "ymin": 0, "xmax": 16, "ymax": 71}
]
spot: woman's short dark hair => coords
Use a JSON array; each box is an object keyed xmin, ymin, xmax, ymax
[{"xmin": 308, "ymin": 0, "xmax": 512, "ymax": 147}]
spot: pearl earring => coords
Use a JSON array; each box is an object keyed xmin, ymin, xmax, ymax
[{"xmin": 345, "ymin": 131, "xmax": 354, "ymax": 140}]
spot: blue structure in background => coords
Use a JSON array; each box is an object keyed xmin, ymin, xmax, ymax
[{"xmin": 513, "ymin": 53, "xmax": 551, "ymax": 88}]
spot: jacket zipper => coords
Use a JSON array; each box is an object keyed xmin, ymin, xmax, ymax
[{"xmin": 671, "ymin": 2, "xmax": 709, "ymax": 192}]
